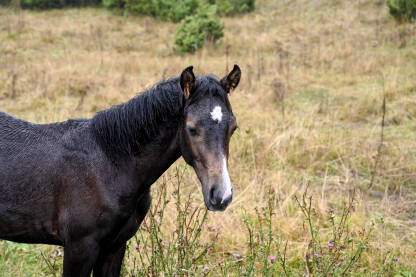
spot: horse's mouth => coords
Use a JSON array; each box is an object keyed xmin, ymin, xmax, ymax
[
  {"xmin": 205, "ymin": 201, "xmax": 232, "ymax": 212},
  {"xmin": 204, "ymin": 189, "xmax": 233, "ymax": 212}
]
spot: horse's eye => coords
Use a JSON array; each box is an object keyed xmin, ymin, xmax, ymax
[
  {"xmin": 187, "ymin": 127, "xmax": 198, "ymax": 136},
  {"xmin": 231, "ymin": 125, "xmax": 238, "ymax": 134}
]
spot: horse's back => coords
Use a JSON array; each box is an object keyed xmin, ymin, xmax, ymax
[
  {"xmin": 0, "ymin": 111, "xmax": 66, "ymax": 172},
  {"xmin": 0, "ymin": 111, "xmax": 95, "ymax": 244},
  {"xmin": 0, "ymin": 111, "xmax": 39, "ymax": 145},
  {"xmin": 0, "ymin": 110, "xmax": 95, "ymax": 191}
]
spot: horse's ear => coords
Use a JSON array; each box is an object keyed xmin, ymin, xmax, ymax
[
  {"xmin": 180, "ymin": 66, "xmax": 196, "ymax": 100},
  {"xmin": 220, "ymin": 64, "xmax": 241, "ymax": 94}
]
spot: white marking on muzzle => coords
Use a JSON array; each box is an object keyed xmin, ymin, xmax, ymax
[
  {"xmin": 221, "ymin": 157, "xmax": 232, "ymax": 203},
  {"xmin": 210, "ymin": 106, "xmax": 222, "ymax": 123}
]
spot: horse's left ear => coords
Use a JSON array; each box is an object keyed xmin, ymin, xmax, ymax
[
  {"xmin": 180, "ymin": 66, "xmax": 197, "ymax": 100},
  {"xmin": 220, "ymin": 64, "xmax": 241, "ymax": 94}
]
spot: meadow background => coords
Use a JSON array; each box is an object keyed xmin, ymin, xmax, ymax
[{"xmin": 0, "ymin": 0, "xmax": 416, "ymax": 275}]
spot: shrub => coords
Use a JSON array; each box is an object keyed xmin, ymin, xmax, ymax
[
  {"xmin": 106, "ymin": 0, "xmax": 256, "ymax": 20},
  {"xmin": 20, "ymin": 0, "xmax": 64, "ymax": 9},
  {"xmin": 215, "ymin": 0, "xmax": 255, "ymax": 16},
  {"xmin": 174, "ymin": 4, "xmax": 224, "ymax": 53},
  {"xmin": 103, "ymin": 0, "xmax": 255, "ymax": 53},
  {"xmin": 123, "ymin": 0, "xmax": 153, "ymax": 16},
  {"xmin": 154, "ymin": 0, "xmax": 200, "ymax": 22},
  {"xmin": 0, "ymin": 0, "xmax": 10, "ymax": 6},
  {"xmin": 108, "ymin": 0, "xmax": 200, "ymax": 22},
  {"xmin": 387, "ymin": 0, "xmax": 416, "ymax": 22},
  {"xmin": 103, "ymin": 0, "xmax": 124, "ymax": 10}
]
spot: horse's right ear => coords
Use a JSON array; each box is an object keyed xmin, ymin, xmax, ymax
[{"xmin": 180, "ymin": 66, "xmax": 196, "ymax": 100}]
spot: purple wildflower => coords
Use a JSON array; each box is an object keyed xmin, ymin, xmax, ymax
[
  {"xmin": 330, "ymin": 208, "xmax": 334, "ymax": 213},
  {"xmin": 328, "ymin": 243, "xmax": 334, "ymax": 248},
  {"xmin": 134, "ymin": 244, "xmax": 139, "ymax": 249},
  {"xmin": 182, "ymin": 237, "xmax": 186, "ymax": 243},
  {"xmin": 314, "ymin": 253, "xmax": 319, "ymax": 257},
  {"xmin": 203, "ymin": 266, "xmax": 209, "ymax": 271},
  {"xmin": 386, "ymin": 260, "xmax": 391, "ymax": 264},
  {"xmin": 394, "ymin": 257, "xmax": 400, "ymax": 261},
  {"xmin": 269, "ymin": 257, "xmax": 275, "ymax": 262}
]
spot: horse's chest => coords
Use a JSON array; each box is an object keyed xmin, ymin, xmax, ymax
[{"xmin": 105, "ymin": 190, "xmax": 151, "ymax": 248}]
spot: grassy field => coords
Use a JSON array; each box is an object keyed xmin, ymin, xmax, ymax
[{"xmin": 1, "ymin": 0, "xmax": 416, "ymax": 275}]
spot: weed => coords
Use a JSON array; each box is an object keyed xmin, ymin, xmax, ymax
[{"xmin": 125, "ymin": 167, "xmax": 216, "ymax": 276}]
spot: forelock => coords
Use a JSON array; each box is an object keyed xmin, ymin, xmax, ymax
[{"xmin": 188, "ymin": 76, "xmax": 228, "ymax": 106}]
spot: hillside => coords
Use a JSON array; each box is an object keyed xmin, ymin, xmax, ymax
[{"xmin": 0, "ymin": 0, "xmax": 415, "ymax": 275}]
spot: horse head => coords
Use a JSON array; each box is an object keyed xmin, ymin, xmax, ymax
[{"xmin": 179, "ymin": 65, "xmax": 241, "ymax": 211}]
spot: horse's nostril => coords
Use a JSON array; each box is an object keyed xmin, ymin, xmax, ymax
[
  {"xmin": 209, "ymin": 187, "xmax": 216, "ymax": 205},
  {"xmin": 210, "ymin": 187, "xmax": 215, "ymax": 198},
  {"xmin": 221, "ymin": 194, "xmax": 232, "ymax": 206}
]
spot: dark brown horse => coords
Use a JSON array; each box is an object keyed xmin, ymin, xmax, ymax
[{"xmin": 0, "ymin": 65, "xmax": 241, "ymax": 276}]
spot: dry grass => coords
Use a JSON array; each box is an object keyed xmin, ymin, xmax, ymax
[{"xmin": 0, "ymin": 0, "xmax": 415, "ymax": 275}]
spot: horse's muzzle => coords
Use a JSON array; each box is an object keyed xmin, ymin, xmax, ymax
[{"xmin": 206, "ymin": 185, "xmax": 233, "ymax": 211}]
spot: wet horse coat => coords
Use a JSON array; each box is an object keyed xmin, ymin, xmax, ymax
[{"xmin": 0, "ymin": 65, "xmax": 241, "ymax": 277}]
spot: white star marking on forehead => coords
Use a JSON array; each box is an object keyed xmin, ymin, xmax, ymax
[{"xmin": 210, "ymin": 106, "xmax": 223, "ymax": 123}]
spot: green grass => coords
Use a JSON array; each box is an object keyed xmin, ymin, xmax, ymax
[{"xmin": 0, "ymin": 241, "xmax": 61, "ymax": 276}]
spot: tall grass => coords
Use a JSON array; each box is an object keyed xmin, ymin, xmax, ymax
[
  {"xmin": 126, "ymin": 167, "xmax": 215, "ymax": 276},
  {"xmin": 121, "ymin": 174, "xmax": 413, "ymax": 275}
]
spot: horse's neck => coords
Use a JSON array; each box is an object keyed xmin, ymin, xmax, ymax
[
  {"xmin": 133, "ymin": 120, "xmax": 181, "ymax": 189},
  {"xmin": 91, "ymin": 86, "xmax": 183, "ymax": 159}
]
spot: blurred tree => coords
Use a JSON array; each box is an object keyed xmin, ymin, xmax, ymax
[
  {"xmin": 103, "ymin": 0, "xmax": 124, "ymax": 10},
  {"xmin": 174, "ymin": 3, "xmax": 224, "ymax": 52},
  {"xmin": 387, "ymin": 0, "xmax": 416, "ymax": 22},
  {"xmin": 216, "ymin": 0, "xmax": 255, "ymax": 15},
  {"xmin": 0, "ymin": 0, "xmax": 101, "ymax": 8},
  {"xmin": 105, "ymin": 0, "xmax": 256, "ymax": 19}
]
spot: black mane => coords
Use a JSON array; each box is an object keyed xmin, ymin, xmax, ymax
[
  {"xmin": 91, "ymin": 77, "xmax": 183, "ymax": 158},
  {"xmin": 91, "ymin": 75, "xmax": 228, "ymax": 159}
]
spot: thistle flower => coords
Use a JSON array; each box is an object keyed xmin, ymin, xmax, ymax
[
  {"xmin": 314, "ymin": 253, "xmax": 319, "ymax": 257},
  {"xmin": 386, "ymin": 260, "xmax": 391, "ymax": 264},
  {"xmin": 328, "ymin": 243, "xmax": 334, "ymax": 248},
  {"xmin": 269, "ymin": 257, "xmax": 275, "ymax": 262},
  {"xmin": 203, "ymin": 266, "xmax": 209, "ymax": 271},
  {"xmin": 134, "ymin": 244, "xmax": 139, "ymax": 249},
  {"xmin": 394, "ymin": 257, "xmax": 400, "ymax": 261}
]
